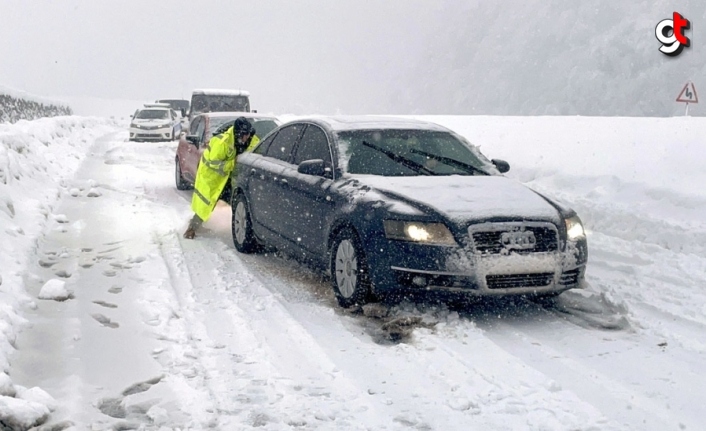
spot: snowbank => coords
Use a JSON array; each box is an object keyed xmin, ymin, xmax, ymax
[{"xmin": 0, "ymin": 116, "xmax": 118, "ymax": 426}]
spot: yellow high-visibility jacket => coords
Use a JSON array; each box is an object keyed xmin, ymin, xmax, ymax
[{"xmin": 191, "ymin": 127, "xmax": 259, "ymax": 221}]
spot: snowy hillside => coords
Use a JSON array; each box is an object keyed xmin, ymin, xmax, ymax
[
  {"xmin": 0, "ymin": 115, "xmax": 704, "ymax": 429},
  {"xmin": 0, "ymin": 90, "xmax": 72, "ymax": 123}
]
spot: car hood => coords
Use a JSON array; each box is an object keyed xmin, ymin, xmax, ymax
[
  {"xmin": 131, "ymin": 119, "xmax": 171, "ymax": 126},
  {"xmin": 349, "ymin": 175, "xmax": 561, "ymax": 223}
]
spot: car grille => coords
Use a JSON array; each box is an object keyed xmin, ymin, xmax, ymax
[
  {"xmin": 559, "ymin": 268, "xmax": 581, "ymax": 285},
  {"xmin": 135, "ymin": 133, "xmax": 164, "ymax": 139},
  {"xmin": 486, "ymin": 272, "xmax": 554, "ymax": 289},
  {"xmin": 470, "ymin": 223, "xmax": 558, "ymax": 254}
]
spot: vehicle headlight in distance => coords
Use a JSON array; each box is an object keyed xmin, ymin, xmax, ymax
[
  {"xmin": 565, "ymin": 215, "xmax": 585, "ymax": 240},
  {"xmin": 130, "ymin": 123, "xmax": 141, "ymax": 129},
  {"xmin": 384, "ymin": 220, "xmax": 457, "ymax": 246}
]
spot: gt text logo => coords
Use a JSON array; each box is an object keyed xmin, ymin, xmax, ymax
[{"xmin": 655, "ymin": 12, "xmax": 691, "ymax": 56}]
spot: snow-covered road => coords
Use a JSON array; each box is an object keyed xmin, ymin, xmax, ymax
[{"xmin": 2, "ymin": 117, "xmax": 705, "ymax": 430}]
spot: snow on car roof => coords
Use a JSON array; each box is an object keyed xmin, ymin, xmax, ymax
[
  {"xmin": 201, "ymin": 111, "xmax": 277, "ymax": 120},
  {"xmin": 143, "ymin": 102, "xmax": 171, "ymax": 108},
  {"xmin": 302, "ymin": 115, "xmax": 452, "ymax": 132},
  {"xmin": 191, "ymin": 89, "xmax": 251, "ymax": 97}
]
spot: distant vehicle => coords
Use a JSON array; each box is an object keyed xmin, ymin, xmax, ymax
[
  {"xmin": 129, "ymin": 105, "xmax": 183, "ymax": 142},
  {"xmin": 156, "ymin": 99, "xmax": 190, "ymax": 117},
  {"xmin": 174, "ymin": 112, "xmax": 280, "ymax": 202},
  {"xmin": 188, "ymin": 89, "xmax": 250, "ymax": 122},
  {"xmin": 230, "ymin": 116, "xmax": 588, "ymax": 308}
]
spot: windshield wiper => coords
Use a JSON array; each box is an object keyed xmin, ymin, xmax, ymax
[
  {"xmin": 361, "ymin": 141, "xmax": 434, "ymax": 175},
  {"xmin": 410, "ymin": 148, "xmax": 489, "ymax": 176}
]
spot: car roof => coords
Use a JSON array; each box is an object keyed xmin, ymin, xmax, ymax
[
  {"xmin": 144, "ymin": 102, "xmax": 171, "ymax": 108},
  {"xmin": 199, "ymin": 112, "xmax": 277, "ymax": 120},
  {"xmin": 293, "ymin": 115, "xmax": 452, "ymax": 133},
  {"xmin": 191, "ymin": 89, "xmax": 250, "ymax": 97}
]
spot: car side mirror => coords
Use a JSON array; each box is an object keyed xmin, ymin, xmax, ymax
[
  {"xmin": 185, "ymin": 135, "xmax": 200, "ymax": 147},
  {"xmin": 492, "ymin": 159, "xmax": 510, "ymax": 173},
  {"xmin": 298, "ymin": 159, "xmax": 326, "ymax": 177}
]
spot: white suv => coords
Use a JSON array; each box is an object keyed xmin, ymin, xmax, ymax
[{"xmin": 129, "ymin": 104, "xmax": 183, "ymax": 142}]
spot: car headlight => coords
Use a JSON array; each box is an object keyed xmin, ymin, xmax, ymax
[
  {"xmin": 130, "ymin": 123, "xmax": 141, "ymax": 129},
  {"xmin": 383, "ymin": 220, "xmax": 457, "ymax": 246},
  {"xmin": 565, "ymin": 215, "xmax": 585, "ymax": 240}
]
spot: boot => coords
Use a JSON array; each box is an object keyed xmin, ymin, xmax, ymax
[{"xmin": 183, "ymin": 226, "xmax": 196, "ymax": 239}]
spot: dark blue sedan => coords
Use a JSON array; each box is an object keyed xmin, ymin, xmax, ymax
[{"xmin": 230, "ymin": 116, "xmax": 587, "ymax": 308}]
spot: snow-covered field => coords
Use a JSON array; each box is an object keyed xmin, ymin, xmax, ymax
[{"xmin": 0, "ymin": 114, "xmax": 705, "ymax": 430}]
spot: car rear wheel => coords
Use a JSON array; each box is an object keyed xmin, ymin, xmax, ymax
[
  {"xmin": 330, "ymin": 228, "xmax": 371, "ymax": 308},
  {"xmin": 231, "ymin": 193, "xmax": 259, "ymax": 253},
  {"xmin": 175, "ymin": 158, "xmax": 190, "ymax": 190}
]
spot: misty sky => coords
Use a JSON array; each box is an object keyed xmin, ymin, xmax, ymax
[
  {"xmin": 1, "ymin": 0, "xmax": 704, "ymax": 116},
  {"xmin": 0, "ymin": 0, "xmax": 452, "ymax": 114}
]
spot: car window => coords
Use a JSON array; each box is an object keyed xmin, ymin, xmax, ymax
[
  {"xmin": 194, "ymin": 119, "xmax": 206, "ymax": 143},
  {"xmin": 265, "ymin": 124, "xmax": 303, "ymax": 162},
  {"xmin": 135, "ymin": 109, "xmax": 169, "ymax": 120},
  {"xmin": 191, "ymin": 95, "xmax": 249, "ymax": 115},
  {"xmin": 189, "ymin": 117, "xmax": 202, "ymax": 135},
  {"xmin": 252, "ymin": 132, "xmax": 276, "ymax": 155},
  {"xmin": 293, "ymin": 125, "xmax": 332, "ymax": 166}
]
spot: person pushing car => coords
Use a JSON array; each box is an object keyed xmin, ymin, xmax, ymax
[{"xmin": 183, "ymin": 117, "xmax": 259, "ymax": 239}]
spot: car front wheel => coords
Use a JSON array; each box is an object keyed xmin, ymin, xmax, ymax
[
  {"xmin": 231, "ymin": 193, "xmax": 259, "ymax": 253},
  {"xmin": 330, "ymin": 228, "xmax": 371, "ymax": 308}
]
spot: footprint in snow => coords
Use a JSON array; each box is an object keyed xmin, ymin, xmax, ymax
[
  {"xmin": 54, "ymin": 269, "xmax": 72, "ymax": 278},
  {"xmin": 97, "ymin": 375, "xmax": 164, "ymax": 421},
  {"xmin": 108, "ymin": 286, "xmax": 123, "ymax": 294},
  {"xmin": 103, "ymin": 270, "xmax": 117, "ymax": 277},
  {"xmin": 38, "ymin": 259, "xmax": 57, "ymax": 268},
  {"xmin": 91, "ymin": 313, "xmax": 119, "ymax": 328},
  {"xmin": 79, "ymin": 259, "xmax": 95, "ymax": 268},
  {"xmin": 93, "ymin": 300, "xmax": 118, "ymax": 309},
  {"xmin": 53, "ymin": 214, "xmax": 70, "ymax": 224}
]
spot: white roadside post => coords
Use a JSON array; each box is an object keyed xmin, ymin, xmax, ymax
[{"xmin": 676, "ymin": 81, "xmax": 698, "ymax": 116}]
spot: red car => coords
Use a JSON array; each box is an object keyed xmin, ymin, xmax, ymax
[{"xmin": 174, "ymin": 112, "xmax": 280, "ymax": 196}]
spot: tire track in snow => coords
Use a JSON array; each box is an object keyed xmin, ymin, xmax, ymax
[
  {"xmin": 155, "ymin": 231, "xmax": 396, "ymax": 430},
  {"xmin": 198, "ymin": 235, "xmax": 625, "ymax": 430}
]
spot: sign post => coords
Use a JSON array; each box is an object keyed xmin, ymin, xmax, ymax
[{"xmin": 676, "ymin": 81, "xmax": 698, "ymax": 116}]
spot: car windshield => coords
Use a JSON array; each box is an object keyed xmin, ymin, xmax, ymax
[
  {"xmin": 208, "ymin": 117, "xmax": 238, "ymax": 135},
  {"xmin": 135, "ymin": 109, "xmax": 169, "ymax": 120},
  {"xmin": 252, "ymin": 120, "xmax": 278, "ymax": 138},
  {"xmin": 191, "ymin": 95, "xmax": 249, "ymax": 115},
  {"xmin": 157, "ymin": 99, "xmax": 189, "ymax": 111},
  {"xmin": 336, "ymin": 129, "xmax": 492, "ymax": 176}
]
